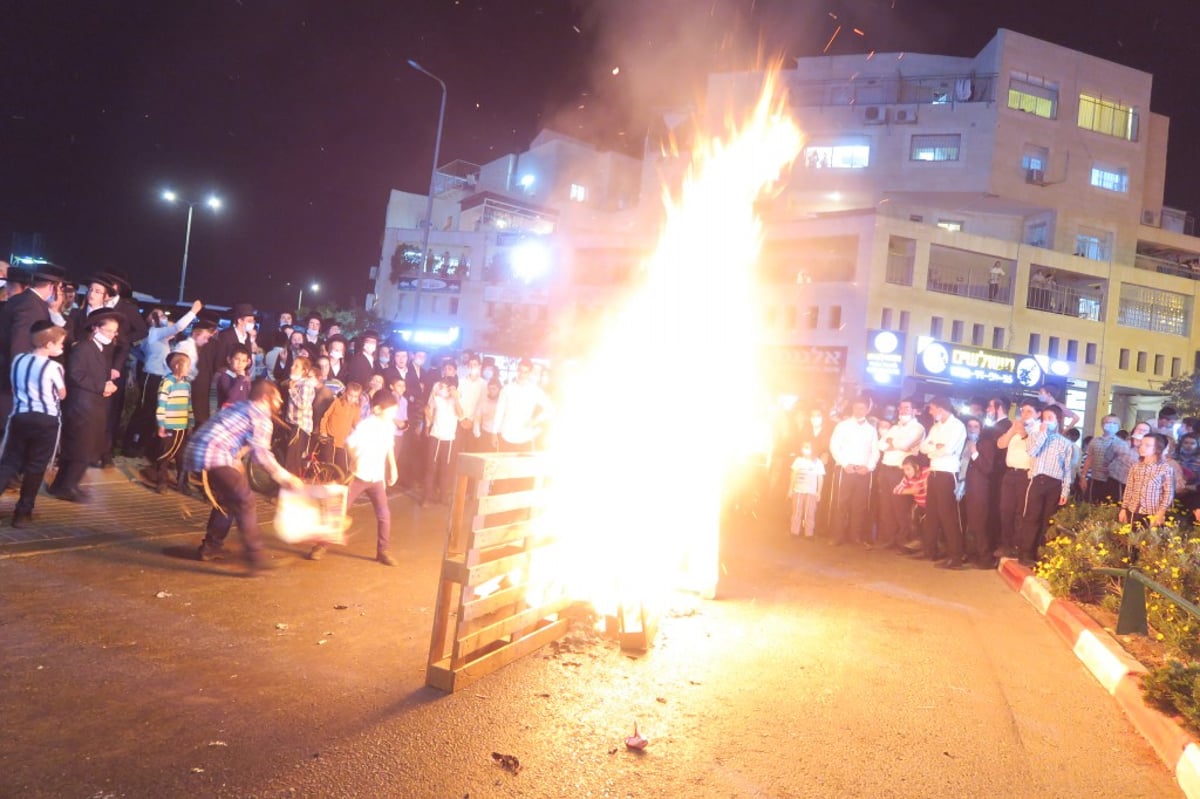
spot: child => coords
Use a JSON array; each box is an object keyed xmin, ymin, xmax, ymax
[
  {"xmin": 319, "ymin": 381, "xmax": 362, "ymax": 475},
  {"xmin": 788, "ymin": 440, "xmax": 824, "ymax": 539},
  {"xmin": 0, "ymin": 322, "xmax": 67, "ymax": 526},
  {"xmin": 285, "ymin": 356, "xmax": 319, "ymax": 475},
  {"xmin": 894, "ymin": 455, "xmax": 930, "ymax": 555},
  {"xmin": 1119, "ymin": 433, "xmax": 1174, "ymax": 534},
  {"xmin": 423, "ymin": 379, "xmax": 463, "ymax": 506},
  {"xmin": 308, "ymin": 390, "xmax": 399, "ymax": 566},
  {"xmin": 150, "ymin": 351, "xmax": 194, "ymax": 495},
  {"xmin": 216, "ymin": 345, "xmax": 252, "ymax": 409},
  {"xmin": 388, "ymin": 375, "xmax": 409, "ymax": 488}
]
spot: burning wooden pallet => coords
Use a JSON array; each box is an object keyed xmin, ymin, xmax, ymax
[{"xmin": 426, "ymin": 452, "xmax": 569, "ymax": 693}]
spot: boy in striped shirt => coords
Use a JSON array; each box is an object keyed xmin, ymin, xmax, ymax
[
  {"xmin": 150, "ymin": 351, "xmax": 194, "ymax": 494},
  {"xmin": 0, "ymin": 322, "xmax": 67, "ymax": 526}
]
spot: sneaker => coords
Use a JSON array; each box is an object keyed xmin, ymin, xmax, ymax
[
  {"xmin": 307, "ymin": 544, "xmax": 326, "ymax": 561},
  {"xmin": 376, "ymin": 551, "xmax": 398, "ymax": 567}
]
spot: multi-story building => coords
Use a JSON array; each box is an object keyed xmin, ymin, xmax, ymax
[{"xmin": 704, "ymin": 27, "xmax": 1200, "ymax": 430}]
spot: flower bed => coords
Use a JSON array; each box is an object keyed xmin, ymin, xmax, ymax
[{"xmin": 1033, "ymin": 502, "xmax": 1200, "ymax": 733}]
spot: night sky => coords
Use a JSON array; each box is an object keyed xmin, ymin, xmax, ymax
[{"xmin": 3, "ymin": 0, "xmax": 1198, "ymax": 312}]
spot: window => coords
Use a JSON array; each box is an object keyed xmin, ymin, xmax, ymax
[
  {"xmin": 804, "ymin": 144, "xmax": 870, "ymax": 169},
  {"xmin": 1026, "ymin": 221, "xmax": 1048, "ymax": 248},
  {"xmin": 951, "ymin": 320, "xmax": 964, "ymax": 342},
  {"xmin": 449, "ymin": 297, "xmax": 459, "ymax": 315},
  {"xmin": 1029, "ymin": 333, "xmax": 1041, "ymax": 354},
  {"xmin": 899, "ymin": 310, "xmax": 910, "ymax": 332},
  {"xmin": 786, "ymin": 306, "xmax": 797, "ymax": 328},
  {"xmin": 1066, "ymin": 340, "xmax": 1079, "ymax": 362},
  {"xmin": 1173, "ymin": 357, "xmax": 1183, "ymax": 377},
  {"xmin": 569, "ymin": 183, "xmax": 587, "ymax": 202},
  {"xmin": 1119, "ymin": 348, "xmax": 1130, "ymax": 370},
  {"xmin": 828, "ymin": 306, "xmax": 842, "ymax": 329},
  {"xmin": 1021, "ymin": 145, "xmax": 1049, "ymax": 172},
  {"xmin": 993, "ymin": 327, "xmax": 1005, "ymax": 349},
  {"xmin": 972, "ymin": 323, "xmax": 984, "ymax": 346},
  {"xmin": 910, "ymin": 134, "xmax": 961, "ymax": 162},
  {"xmin": 1118, "ymin": 283, "xmax": 1191, "ymax": 336},
  {"xmin": 1078, "ymin": 93, "xmax": 1139, "ymax": 141},
  {"xmin": 1090, "ymin": 165, "xmax": 1129, "ymax": 193},
  {"xmin": 881, "ymin": 307, "xmax": 894, "ymax": 329},
  {"xmin": 805, "ymin": 306, "xmax": 819, "ymax": 329},
  {"xmin": 1086, "ymin": 343, "xmax": 1097, "ymax": 365},
  {"xmin": 930, "ymin": 316, "xmax": 943, "ymax": 338},
  {"xmin": 1154, "ymin": 354, "xmax": 1164, "ymax": 376},
  {"xmin": 936, "ymin": 220, "xmax": 964, "ymax": 232},
  {"xmin": 1075, "ymin": 228, "xmax": 1112, "ymax": 262},
  {"xmin": 1008, "ymin": 72, "xmax": 1058, "ymax": 119},
  {"xmin": 1048, "ymin": 336, "xmax": 1060, "ymax": 358},
  {"xmin": 1136, "ymin": 352, "xmax": 1148, "ymax": 373}
]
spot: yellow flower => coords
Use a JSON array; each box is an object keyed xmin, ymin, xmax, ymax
[{"xmin": 1156, "ymin": 633, "xmax": 1165, "ymax": 641}]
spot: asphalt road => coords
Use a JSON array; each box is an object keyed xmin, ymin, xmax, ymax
[{"xmin": 0, "ymin": 494, "xmax": 1183, "ymax": 798}]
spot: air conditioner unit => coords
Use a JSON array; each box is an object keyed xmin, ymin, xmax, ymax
[
  {"xmin": 1141, "ymin": 209, "xmax": 1160, "ymax": 226},
  {"xmin": 863, "ymin": 105, "xmax": 887, "ymax": 124},
  {"xmin": 368, "ymin": 266, "xmax": 379, "ymax": 280},
  {"xmin": 893, "ymin": 108, "xmax": 918, "ymax": 124},
  {"xmin": 1025, "ymin": 168, "xmax": 1045, "ymax": 185}
]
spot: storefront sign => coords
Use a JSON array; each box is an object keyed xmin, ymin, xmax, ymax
[
  {"xmin": 915, "ymin": 336, "xmax": 1049, "ymax": 388},
  {"xmin": 865, "ymin": 330, "xmax": 904, "ymax": 385},
  {"xmin": 395, "ymin": 277, "xmax": 461, "ymax": 294}
]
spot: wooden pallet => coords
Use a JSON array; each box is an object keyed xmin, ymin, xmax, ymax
[{"xmin": 426, "ymin": 451, "xmax": 569, "ymax": 693}]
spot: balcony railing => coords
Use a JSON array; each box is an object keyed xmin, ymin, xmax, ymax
[
  {"xmin": 1135, "ymin": 253, "xmax": 1200, "ymax": 281},
  {"xmin": 926, "ymin": 267, "xmax": 1012, "ymax": 305},
  {"xmin": 789, "ymin": 72, "xmax": 997, "ymax": 109},
  {"xmin": 1026, "ymin": 284, "xmax": 1104, "ymax": 322}
]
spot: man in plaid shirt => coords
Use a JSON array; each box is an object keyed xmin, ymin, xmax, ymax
[
  {"xmin": 184, "ymin": 380, "xmax": 302, "ymax": 572},
  {"xmin": 1015, "ymin": 405, "xmax": 1074, "ymax": 566}
]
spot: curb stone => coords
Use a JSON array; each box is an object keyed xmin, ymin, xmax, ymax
[{"xmin": 998, "ymin": 557, "xmax": 1198, "ymax": 798}]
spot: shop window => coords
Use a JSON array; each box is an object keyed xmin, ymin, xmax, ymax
[
  {"xmin": 1154, "ymin": 354, "xmax": 1164, "ymax": 376},
  {"xmin": 930, "ymin": 316, "xmax": 944, "ymax": 338},
  {"xmin": 1173, "ymin": 357, "xmax": 1183, "ymax": 377},
  {"xmin": 1029, "ymin": 333, "xmax": 1041, "ymax": 354},
  {"xmin": 1136, "ymin": 351, "xmax": 1147, "ymax": 373},
  {"xmin": 1066, "ymin": 340, "xmax": 1079, "ymax": 362},
  {"xmin": 972, "ymin": 324, "xmax": 984, "ymax": 346},
  {"xmin": 899, "ymin": 311, "xmax": 910, "ymax": 332},
  {"xmin": 881, "ymin": 307, "xmax": 894, "ymax": 329},
  {"xmin": 1048, "ymin": 336, "xmax": 1060, "ymax": 358},
  {"xmin": 993, "ymin": 327, "xmax": 1005, "ymax": 349},
  {"xmin": 951, "ymin": 320, "xmax": 964, "ymax": 342},
  {"xmin": 1086, "ymin": 343, "xmax": 1098, "ymax": 365},
  {"xmin": 1118, "ymin": 348, "xmax": 1130, "ymax": 370},
  {"xmin": 829, "ymin": 305, "xmax": 843, "ymax": 330}
]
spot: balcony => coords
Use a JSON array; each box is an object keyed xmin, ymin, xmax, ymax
[
  {"xmin": 1026, "ymin": 269, "xmax": 1104, "ymax": 322},
  {"xmin": 925, "ymin": 245, "xmax": 1013, "ymax": 305},
  {"xmin": 789, "ymin": 72, "xmax": 997, "ymax": 109}
]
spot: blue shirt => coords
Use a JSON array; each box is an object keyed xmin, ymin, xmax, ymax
[{"xmin": 183, "ymin": 400, "xmax": 289, "ymax": 482}]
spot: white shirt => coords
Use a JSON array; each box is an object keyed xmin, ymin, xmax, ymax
[
  {"xmin": 829, "ymin": 417, "xmax": 878, "ymax": 470},
  {"xmin": 877, "ymin": 417, "xmax": 925, "ymax": 468},
  {"xmin": 347, "ymin": 414, "xmax": 394, "ymax": 483},
  {"xmin": 921, "ymin": 414, "xmax": 966, "ymax": 473},
  {"xmin": 494, "ymin": 380, "xmax": 552, "ymax": 445},
  {"xmin": 428, "ymin": 394, "xmax": 459, "ymax": 442},
  {"xmin": 458, "ymin": 375, "xmax": 486, "ymax": 422},
  {"xmin": 1004, "ymin": 421, "xmax": 1034, "ymax": 469}
]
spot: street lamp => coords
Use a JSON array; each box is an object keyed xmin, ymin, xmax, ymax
[
  {"xmin": 297, "ymin": 282, "xmax": 319, "ymax": 312},
  {"xmin": 407, "ymin": 59, "xmax": 447, "ymax": 331},
  {"xmin": 162, "ymin": 190, "xmax": 222, "ymax": 303}
]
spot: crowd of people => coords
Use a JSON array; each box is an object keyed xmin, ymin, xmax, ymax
[
  {"xmin": 0, "ymin": 265, "xmax": 555, "ymax": 572},
  {"xmin": 780, "ymin": 387, "xmax": 1194, "ymax": 570}
]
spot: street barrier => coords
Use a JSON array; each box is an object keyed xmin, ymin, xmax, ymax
[{"xmin": 1091, "ymin": 566, "xmax": 1200, "ymax": 636}]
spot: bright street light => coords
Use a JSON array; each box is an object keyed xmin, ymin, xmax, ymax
[
  {"xmin": 407, "ymin": 59, "xmax": 447, "ymax": 331},
  {"xmin": 297, "ymin": 281, "xmax": 319, "ymax": 312},
  {"xmin": 162, "ymin": 189, "xmax": 222, "ymax": 303}
]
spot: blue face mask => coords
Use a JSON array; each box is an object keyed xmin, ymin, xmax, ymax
[
  {"xmin": 1025, "ymin": 419, "xmax": 1038, "ymax": 432},
  {"xmin": 967, "ymin": 432, "xmax": 980, "ymax": 442},
  {"xmin": 1103, "ymin": 423, "xmax": 1119, "ymax": 435},
  {"xmin": 1045, "ymin": 420, "xmax": 1059, "ymax": 432}
]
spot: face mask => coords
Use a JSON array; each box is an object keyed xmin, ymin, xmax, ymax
[
  {"xmin": 483, "ymin": 367, "xmax": 494, "ymax": 380},
  {"xmin": 1025, "ymin": 419, "xmax": 1038, "ymax": 432},
  {"xmin": 898, "ymin": 414, "xmax": 912, "ymax": 424},
  {"xmin": 1045, "ymin": 420, "xmax": 1058, "ymax": 432},
  {"xmin": 986, "ymin": 410, "xmax": 997, "ymax": 422},
  {"xmin": 94, "ymin": 332, "xmax": 113, "ymax": 346},
  {"xmin": 330, "ymin": 350, "xmax": 343, "ymax": 360},
  {"xmin": 1132, "ymin": 433, "xmax": 1145, "ymax": 443},
  {"xmin": 967, "ymin": 432, "xmax": 979, "ymax": 442},
  {"xmin": 362, "ymin": 343, "xmax": 376, "ymax": 355},
  {"xmin": 1103, "ymin": 423, "xmax": 1119, "ymax": 435}
]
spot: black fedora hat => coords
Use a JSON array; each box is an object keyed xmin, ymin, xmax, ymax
[
  {"xmin": 86, "ymin": 273, "xmax": 119, "ymax": 295},
  {"xmin": 85, "ymin": 309, "xmax": 123, "ymax": 329},
  {"xmin": 230, "ymin": 302, "xmax": 257, "ymax": 320},
  {"xmin": 30, "ymin": 262, "xmax": 67, "ymax": 284}
]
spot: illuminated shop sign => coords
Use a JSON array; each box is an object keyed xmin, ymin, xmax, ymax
[
  {"xmin": 866, "ymin": 329, "xmax": 904, "ymax": 385},
  {"xmin": 915, "ymin": 336, "xmax": 1064, "ymax": 388}
]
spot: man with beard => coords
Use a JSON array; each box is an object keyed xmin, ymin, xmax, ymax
[
  {"xmin": 0, "ymin": 262, "xmax": 66, "ymax": 421},
  {"xmin": 194, "ymin": 303, "xmax": 257, "ymax": 425}
]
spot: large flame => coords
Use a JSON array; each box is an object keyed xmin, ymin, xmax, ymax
[{"xmin": 532, "ymin": 69, "xmax": 802, "ymax": 617}]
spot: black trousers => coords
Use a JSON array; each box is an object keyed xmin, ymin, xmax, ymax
[
  {"xmin": 201, "ymin": 465, "xmax": 264, "ymax": 564},
  {"xmin": 1085, "ymin": 477, "xmax": 1119, "ymax": 504},
  {"xmin": 0, "ymin": 413, "xmax": 60, "ymax": 513},
  {"xmin": 1017, "ymin": 474, "xmax": 1063, "ymax": 560},
  {"xmin": 962, "ymin": 476, "xmax": 992, "ymax": 561},
  {"xmin": 923, "ymin": 471, "xmax": 962, "ymax": 561},
  {"xmin": 873, "ymin": 464, "xmax": 904, "ymax": 547},
  {"xmin": 833, "ymin": 468, "xmax": 870, "ymax": 544},
  {"xmin": 999, "ymin": 468, "xmax": 1030, "ymax": 552},
  {"xmin": 423, "ymin": 436, "xmax": 457, "ymax": 501},
  {"xmin": 149, "ymin": 429, "xmax": 188, "ymax": 487},
  {"xmin": 126, "ymin": 372, "xmax": 163, "ymax": 454},
  {"xmin": 102, "ymin": 374, "xmax": 129, "ymax": 459}
]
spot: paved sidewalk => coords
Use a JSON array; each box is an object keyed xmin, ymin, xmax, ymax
[{"xmin": 0, "ymin": 457, "xmax": 283, "ymax": 557}]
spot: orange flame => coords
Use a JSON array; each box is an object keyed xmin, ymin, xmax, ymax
[{"xmin": 531, "ymin": 68, "xmax": 802, "ymax": 617}]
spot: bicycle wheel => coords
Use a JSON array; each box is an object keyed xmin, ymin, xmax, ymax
[
  {"xmin": 306, "ymin": 460, "xmax": 347, "ymax": 485},
  {"xmin": 245, "ymin": 455, "xmax": 279, "ymax": 495}
]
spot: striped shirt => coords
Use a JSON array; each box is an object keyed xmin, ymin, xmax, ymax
[
  {"xmin": 156, "ymin": 374, "xmax": 193, "ymax": 430},
  {"xmin": 287, "ymin": 376, "xmax": 319, "ymax": 433},
  {"xmin": 11, "ymin": 352, "xmax": 65, "ymax": 417},
  {"xmin": 1121, "ymin": 460, "xmax": 1174, "ymax": 517},
  {"xmin": 894, "ymin": 468, "xmax": 929, "ymax": 508},
  {"xmin": 1026, "ymin": 429, "xmax": 1074, "ymax": 500},
  {"xmin": 1084, "ymin": 434, "xmax": 1122, "ymax": 481},
  {"xmin": 183, "ymin": 400, "xmax": 290, "ymax": 482}
]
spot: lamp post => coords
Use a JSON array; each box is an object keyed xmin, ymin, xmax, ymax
[
  {"xmin": 407, "ymin": 59, "xmax": 447, "ymax": 332},
  {"xmin": 297, "ymin": 282, "xmax": 319, "ymax": 312},
  {"xmin": 162, "ymin": 190, "xmax": 222, "ymax": 303}
]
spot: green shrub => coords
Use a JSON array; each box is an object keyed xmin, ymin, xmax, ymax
[{"xmin": 1142, "ymin": 660, "xmax": 1200, "ymax": 737}]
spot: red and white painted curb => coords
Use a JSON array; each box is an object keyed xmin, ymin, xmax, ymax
[{"xmin": 999, "ymin": 558, "xmax": 1200, "ymax": 799}]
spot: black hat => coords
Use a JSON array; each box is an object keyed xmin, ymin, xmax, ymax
[
  {"xmin": 30, "ymin": 262, "xmax": 67, "ymax": 284},
  {"xmin": 165, "ymin": 351, "xmax": 191, "ymax": 371},
  {"xmin": 85, "ymin": 309, "xmax": 123, "ymax": 329},
  {"xmin": 192, "ymin": 318, "xmax": 218, "ymax": 333},
  {"xmin": 324, "ymin": 333, "xmax": 348, "ymax": 348},
  {"xmin": 86, "ymin": 273, "xmax": 119, "ymax": 294},
  {"xmin": 359, "ymin": 329, "xmax": 380, "ymax": 343},
  {"xmin": 107, "ymin": 269, "xmax": 133, "ymax": 297},
  {"xmin": 230, "ymin": 302, "xmax": 257, "ymax": 320},
  {"xmin": 303, "ymin": 312, "xmax": 323, "ymax": 326},
  {"xmin": 6, "ymin": 266, "xmax": 30, "ymax": 287}
]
